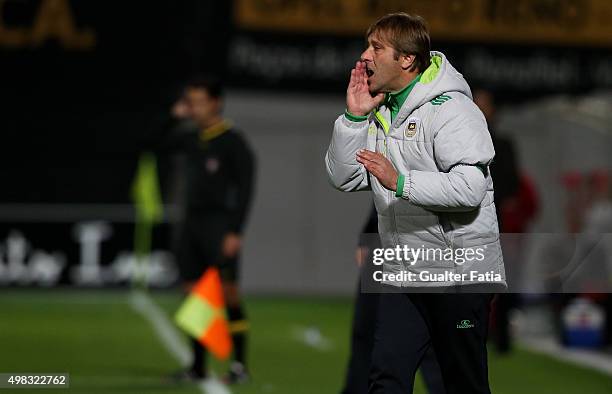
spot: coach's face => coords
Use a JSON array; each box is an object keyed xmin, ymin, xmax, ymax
[{"xmin": 361, "ymin": 32, "xmax": 413, "ymax": 94}]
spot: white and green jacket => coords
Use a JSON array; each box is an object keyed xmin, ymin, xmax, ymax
[{"xmin": 325, "ymin": 51, "xmax": 506, "ymax": 290}]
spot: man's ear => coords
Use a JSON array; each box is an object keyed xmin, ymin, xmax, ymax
[{"xmin": 401, "ymin": 54, "xmax": 415, "ymax": 70}]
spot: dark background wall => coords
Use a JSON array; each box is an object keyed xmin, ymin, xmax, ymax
[{"xmin": 0, "ymin": 0, "xmax": 232, "ymax": 204}]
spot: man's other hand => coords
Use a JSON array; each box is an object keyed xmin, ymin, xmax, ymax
[{"xmin": 356, "ymin": 149, "xmax": 399, "ymax": 192}]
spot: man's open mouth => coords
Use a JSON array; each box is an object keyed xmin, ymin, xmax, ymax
[{"xmin": 366, "ymin": 68, "xmax": 374, "ymax": 77}]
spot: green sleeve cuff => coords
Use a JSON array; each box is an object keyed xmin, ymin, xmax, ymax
[
  {"xmin": 344, "ymin": 110, "xmax": 368, "ymax": 122},
  {"xmin": 395, "ymin": 174, "xmax": 405, "ymax": 197}
]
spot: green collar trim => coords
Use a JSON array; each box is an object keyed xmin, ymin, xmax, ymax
[
  {"xmin": 384, "ymin": 73, "xmax": 421, "ymax": 120},
  {"xmin": 421, "ymin": 55, "xmax": 442, "ymax": 84}
]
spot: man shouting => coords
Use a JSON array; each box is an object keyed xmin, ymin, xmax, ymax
[{"xmin": 325, "ymin": 13, "xmax": 506, "ymax": 394}]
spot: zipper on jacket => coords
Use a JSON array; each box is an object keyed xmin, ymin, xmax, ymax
[{"xmin": 374, "ymin": 111, "xmax": 401, "ymax": 257}]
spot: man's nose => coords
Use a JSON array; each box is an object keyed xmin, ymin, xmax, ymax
[{"xmin": 360, "ymin": 47, "xmax": 373, "ymax": 63}]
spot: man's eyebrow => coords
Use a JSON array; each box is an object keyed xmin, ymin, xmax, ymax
[{"xmin": 369, "ymin": 38, "xmax": 383, "ymax": 47}]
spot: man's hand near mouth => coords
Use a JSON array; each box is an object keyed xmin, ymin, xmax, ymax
[{"xmin": 346, "ymin": 61, "xmax": 385, "ymax": 117}]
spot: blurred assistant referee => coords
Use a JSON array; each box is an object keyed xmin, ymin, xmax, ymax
[
  {"xmin": 166, "ymin": 76, "xmax": 256, "ymax": 384},
  {"xmin": 325, "ymin": 13, "xmax": 506, "ymax": 394}
]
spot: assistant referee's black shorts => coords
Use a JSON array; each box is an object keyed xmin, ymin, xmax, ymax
[
  {"xmin": 175, "ymin": 215, "xmax": 240, "ymax": 283},
  {"xmin": 369, "ymin": 290, "xmax": 493, "ymax": 394}
]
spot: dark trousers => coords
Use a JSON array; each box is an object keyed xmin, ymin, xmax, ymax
[
  {"xmin": 342, "ymin": 283, "xmax": 445, "ymax": 394},
  {"xmin": 369, "ymin": 292, "xmax": 493, "ymax": 394},
  {"xmin": 492, "ymin": 293, "xmax": 517, "ymax": 353}
]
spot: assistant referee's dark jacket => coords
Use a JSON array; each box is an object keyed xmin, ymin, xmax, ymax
[{"xmin": 158, "ymin": 117, "xmax": 256, "ymax": 234}]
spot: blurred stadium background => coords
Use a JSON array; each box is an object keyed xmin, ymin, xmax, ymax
[{"xmin": 1, "ymin": 0, "xmax": 611, "ymax": 393}]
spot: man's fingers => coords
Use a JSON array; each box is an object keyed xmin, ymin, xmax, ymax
[
  {"xmin": 350, "ymin": 67, "xmax": 366, "ymax": 93},
  {"xmin": 356, "ymin": 156, "xmax": 374, "ymax": 170},
  {"xmin": 356, "ymin": 61, "xmax": 367, "ymax": 80},
  {"xmin": 355, "ymin": 60, "xmax": 363, "ymax": 74},
  {"xmin": 356, "ymin": 152, "xmax": 375, "ymax": 165},
  {"xmin": 358, "ymin": 159, "xmax": 390, "ymax": 186},
  {"xmin": 357, "ymin": 149, "xmax": 384, "ymax": 163},
  {"xmin": 357, "ymin": 151, "xmax": 392, "ymax": 180},
  {"xmin": 357, "ymin": 155, "xmax": 376, "ymax": 166},
  {"xmin": 356, "ymin": 148, "xmax": 395, "ymax": 189},
  {"xmin": 357, "ymin": 158, "xmax": 382, "ymax": 176},
  {"xmin": 356, "ymin": 149, "xmax": 373, "ymax": 158},
  {"xmin": 348, "ymin": 68, "xmax": 358, "ymax": 88},
  {"xmin": 354, "ymin": 61, "xmax": 363, "ymax": 78},
  {"xmin": 349, "ymin": 62, "xmax": 364, "ymax": 85}
]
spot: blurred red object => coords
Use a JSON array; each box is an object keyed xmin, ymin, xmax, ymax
[
  {"xmin": 501, "ymin": 174, "xmax": 539, "ymax": 233},
  {"xmin": 562, "ymin": 171, "xmax": 583, "ymax": 190}
]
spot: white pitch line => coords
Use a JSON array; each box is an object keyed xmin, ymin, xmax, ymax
[
  {"xmin": 128, "ymin": 290, "xmax": 191, "ymax": 365},
  {"xmin": 520, "ymin": 337, "xmax": 612, "ymax": 376},
  {"xmin": 128, "ymin": 290, "xmax": 231, "ymax": 394},
  {"xmin": 199, "ymin": 378, "xmax": 233, "ymax": 394},
  {"xmin": 291, "ymin": 325, "xmax": 333, "ymax": 352}
]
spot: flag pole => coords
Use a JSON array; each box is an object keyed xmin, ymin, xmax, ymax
[{"xmin": 131, "ymin": 152, "xmax": 164, "ymax": 290}]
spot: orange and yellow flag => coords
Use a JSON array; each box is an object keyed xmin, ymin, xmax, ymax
[{"xmin": 174, "ymin": 268, "xmax": 232, "ymax": 360}]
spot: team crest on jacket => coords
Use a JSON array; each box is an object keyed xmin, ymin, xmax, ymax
[{"xmin": 405, "ymin": 117, "xmax": 419, "ymax": 138}]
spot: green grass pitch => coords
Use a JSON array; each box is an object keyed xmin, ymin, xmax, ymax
[{"xmin": 0, "ymin": 290, "xmax": 609, "ymax": 393}]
